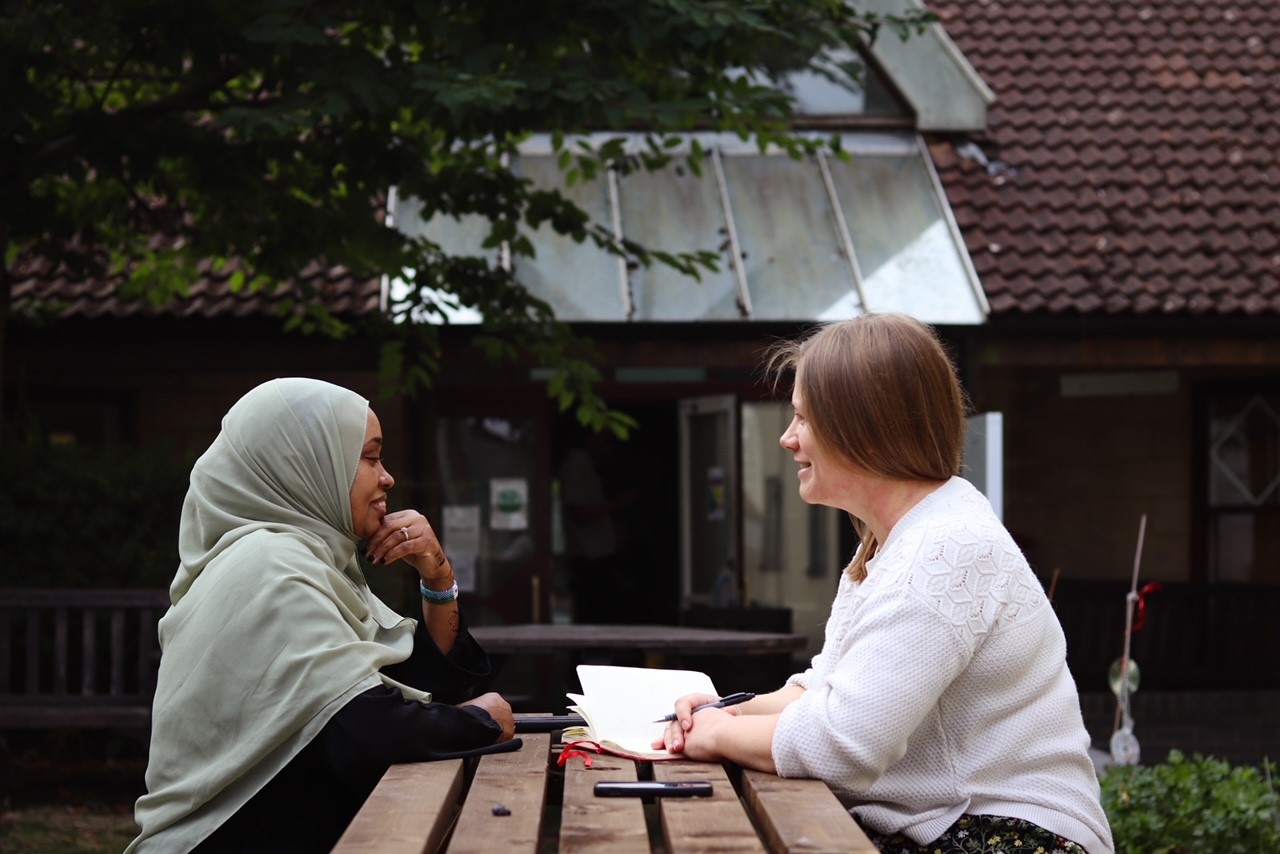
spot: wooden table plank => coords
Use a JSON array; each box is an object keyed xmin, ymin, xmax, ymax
[
  {"xmin": 559, "ymin": 752, "xmax": 649, "ymax": 852},
  {"xmin": 740, "ymin": 770, "xmax": 879, "ymax": 854},
  {"xmin": 655, "ymin": 761, "xmax": 765, "ymax": 853},
  {"xmin": 447, "ymin": 733, "xmax": 551, "ymax": 854},
  {"xmin": 332, "ymin": 759, "xmax": 465, "ymax": 854}
]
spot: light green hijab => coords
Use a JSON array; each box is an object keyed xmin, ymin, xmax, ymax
[{"xmin": 128, "ymin": 378, "xmax": 428, "ymax": 853}]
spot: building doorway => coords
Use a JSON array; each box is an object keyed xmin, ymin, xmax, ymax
[{"xmin": 551, "ymin": 401, "xmax": 681, "ymax": 626}]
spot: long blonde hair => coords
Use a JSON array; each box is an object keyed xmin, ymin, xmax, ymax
[{"xmin": 767, "ymin": 314, "xmax": 968, "ymax": 581}]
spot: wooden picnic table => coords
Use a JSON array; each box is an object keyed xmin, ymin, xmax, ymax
[{"xmin": 333, "ymin": 731, "xmax": 878, "ymax": 853}]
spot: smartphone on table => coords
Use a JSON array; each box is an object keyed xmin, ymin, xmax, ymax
[{"xmin": 593, "ymin": 780, "xmax": 713, "ymax": 798}]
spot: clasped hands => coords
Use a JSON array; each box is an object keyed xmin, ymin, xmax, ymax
[{"xmin": 652, "ymin": 692, "xmax": 743, "ymax": 760}]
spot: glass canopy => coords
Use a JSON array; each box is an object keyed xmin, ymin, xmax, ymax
[{"xmin": 393, "ymin": 131, "xmax": 986, "ymax": 326}]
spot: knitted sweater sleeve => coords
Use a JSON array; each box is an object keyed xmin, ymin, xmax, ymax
[{"xmin": 772, "ymin": 585, "xmax": 972, "ymax": 792}]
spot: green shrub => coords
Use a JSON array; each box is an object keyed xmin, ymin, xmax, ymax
[
  {"xmin": 1100, "ymin": 750, "xmax": 1280, "ymax": 854},
  {"xmin": 0, "ymin": 443, "xmax": 190, "ymax": 588}
]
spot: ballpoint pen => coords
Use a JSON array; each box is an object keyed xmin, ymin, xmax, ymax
[{"xmin": 654, "ymin": 691, "xmax": 756, "ymax": 723}]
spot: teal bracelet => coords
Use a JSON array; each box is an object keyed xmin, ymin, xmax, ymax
[{"xmin": 419, "ymin": 578, "xmax": 459, "ymax": 604}]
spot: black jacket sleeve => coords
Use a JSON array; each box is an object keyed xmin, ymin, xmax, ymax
[
  {"xmin": 379, "ymin": 610, "xmax": 491, "ymax": 704},
  {"xmin": 194, "ymin": 611, "xmax": 504, "ymax": 853}
]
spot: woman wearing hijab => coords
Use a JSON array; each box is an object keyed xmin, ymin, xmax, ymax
[
  {"xmin": 655, "ymin": 315, "xmax": 1113, "ymax": 854},
  {"xmin": 127, "ymin": 377, "xmax": 515, "ymax": 853}
]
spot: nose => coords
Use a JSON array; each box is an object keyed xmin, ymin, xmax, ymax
[
  {"xmin": 779, "ymin": 420, "xmax": 798, "ymax": 451},
  {"xmin": 379, "ymin": 468, "xmax": 395, "ymax": 489}
]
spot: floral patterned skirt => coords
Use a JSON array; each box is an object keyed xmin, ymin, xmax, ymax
[{"xmin": 864, "ymin": 813, "xmax": 1087, "ymax": 854}]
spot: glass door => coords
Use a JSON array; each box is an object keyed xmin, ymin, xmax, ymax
[
  {"xmin": 433, "ymin": 414, "xmax": 548, "ymax": 626},
  {"xmin": 678, "ymin": 395, "xmax": 739, "ymax": 608}
]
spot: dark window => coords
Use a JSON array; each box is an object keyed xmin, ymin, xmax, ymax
[{"xmin": 1205, "ymin": 389, "xmax": 1280, "ymax": 584}]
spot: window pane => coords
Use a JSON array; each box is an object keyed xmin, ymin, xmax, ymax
[
  {"xmin": 1210, "ymin": 510, "xmax": 1280, "ymax": 583},
  {"xmin": 784, "ymin": 54, "xmax": 909, "ymax": 118},
  {"xmin": 1209, "ymin": 393, "xmax": 1280, "ymax": 507}
]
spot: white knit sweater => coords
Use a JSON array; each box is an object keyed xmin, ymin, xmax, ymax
[{"xmin": 772, "ymin": 477, "xmax": 1114, "ymax": 854}]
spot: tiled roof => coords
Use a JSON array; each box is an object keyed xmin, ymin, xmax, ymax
[
  {"xmin": 11, "ymin": 256, "xmax": 383, "ymax": 320},
  {"xmin": 929, "ymin": 1, "xmax": 1280, "ymax": 316}
]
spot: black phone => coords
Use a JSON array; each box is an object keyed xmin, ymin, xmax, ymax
[{"xmin": 593, "ymin": 780, "xmax": 713, "ymax": 798}]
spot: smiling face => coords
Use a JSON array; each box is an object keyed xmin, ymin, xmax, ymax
[
  {"xmin": 779, "ymin": 383, "xmax": 855, "ymax": 509},
  {"xmin": 349, "ymin": 409, "xmax": 394, "ymax": 540}
]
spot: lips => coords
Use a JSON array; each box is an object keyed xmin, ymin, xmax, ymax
[{"xmin": 372, "ymin": 498, "xmax": 387, "ymax": 516}]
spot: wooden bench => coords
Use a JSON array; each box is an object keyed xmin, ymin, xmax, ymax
[
  {"xmin": 0, "ymin": 588, "xmax": 170, "ymax": 730},
  {"xmin": 334, "ymin": 733, "xmax": 877, "ymax": 853}
]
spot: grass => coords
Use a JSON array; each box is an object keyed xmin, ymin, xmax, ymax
[
  {"xmin": 0, "ymin": 730, "xmax": 145, "ymax": 853},
  {"xmin": 0, "ymin": 806, "xmax": 137, "ymax": 853}
]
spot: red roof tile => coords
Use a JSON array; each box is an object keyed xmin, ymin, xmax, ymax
[
  {"xmin": 931, "ymin": 0, "xmax": 1280, "ymax": 316},
  {"xmin": 11, "ymin": 254, "xmax": 383, "ymax": 321}
]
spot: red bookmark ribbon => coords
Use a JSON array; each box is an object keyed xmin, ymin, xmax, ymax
[{"xmin": 557, "ymin": 746, "xmax": 595, "ymax": 768}]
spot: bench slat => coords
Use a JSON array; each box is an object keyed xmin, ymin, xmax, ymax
[
  {"xmin": 559, "ymin": 751, "xmax": 647, "ymax": 853},
  {"xmin": 656, "ymin": 761, "xmax": 765, "ymax": 853},
  {"xmin": 0, "ymin": 703, "xmax": 153, "ymax": 729},
  {"xmin": 0, "ymin": 589, "xmax": 171, "ymax": 608},
  {"xmin": 0, "ymin": 611, "xmax": 9, "ymax": 691},
  {"xmin": 332, "ymin": 758, "xmax": 465, "ymax": 854},
  {"xmin": 110, "ymin": 608, "xmax": 125, "ymax": 696},
  {"xmin": 448, "ymin": 734, "xmax": 550, "ymax": 853},
  {"xmin": 741, "ymin": 769, "xmax": 879, "ymax": 853},
  {"xmin": 23, "ymin": 608, "xmax": 40, "ymax": 695},
  {"xmin": 54, "ymin": 607, "xmax": 68, "ymax": 694},
  {"xmin": 82, "ymin": 608, "xmax": 96, "ymax": 695}
]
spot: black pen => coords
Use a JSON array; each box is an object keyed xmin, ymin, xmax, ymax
[{"xmin": 654, "ymin": 691, "xmax": 755, "ymax": 723}]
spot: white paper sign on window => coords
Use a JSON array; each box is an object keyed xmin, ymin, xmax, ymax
[{"xmin": 489, "ymin": 478, "xmax": 528, "ymax": 531}]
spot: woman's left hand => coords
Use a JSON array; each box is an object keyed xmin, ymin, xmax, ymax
[{"xmin": 367, "ymin": 510, "xmax": 452, "ymax": 582}]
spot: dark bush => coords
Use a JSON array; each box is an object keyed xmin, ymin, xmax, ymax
[{"xmin": 0, "ymin": 443, "xmax": 190, "ymax": 588}]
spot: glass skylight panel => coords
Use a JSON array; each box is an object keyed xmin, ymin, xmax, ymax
[
  {"xmin": 829, "ymin": 141, "xmax": 985, "ymax": 324},
  {"xmin": 390, "ymin": 192, "xmax": 490, "ymax": 324},
  {"xmin": 618, "ymin": 163, "xmax": 740, "ymax": 321},
  {"xmin": 511, "ymin": 155, "xmax": 623, "ymax": 321},
  {"xmin": 719, "ymin": 155, "xmax": 857, "ymax": 321}
]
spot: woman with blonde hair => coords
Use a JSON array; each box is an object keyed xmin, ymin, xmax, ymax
[{"xmin": 656, "ymin": 314, "xmax": 1113, "ymax": 854}]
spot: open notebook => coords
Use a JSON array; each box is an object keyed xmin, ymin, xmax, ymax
[{"xmin": 563, "ymin": 664, "xmax": 718, "ymax": 761}]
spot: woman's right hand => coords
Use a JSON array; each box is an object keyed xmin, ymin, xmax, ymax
[
  {"xmin": 460, "ymin": 692, "xmax": 515, "ymax": 742},
  {"xmin": 659, "ymin": 692, "xmax": 722, "ymax": 733}
]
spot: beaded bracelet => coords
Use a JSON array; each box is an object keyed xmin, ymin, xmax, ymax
[{"xmin": 419, "ymin": 578, "xmax": 459, "ymax": 604}]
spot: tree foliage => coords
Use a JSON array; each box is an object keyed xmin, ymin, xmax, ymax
[{"xmin": 2, "ymin": 0, "xmax": 931, "ymax": 433}]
